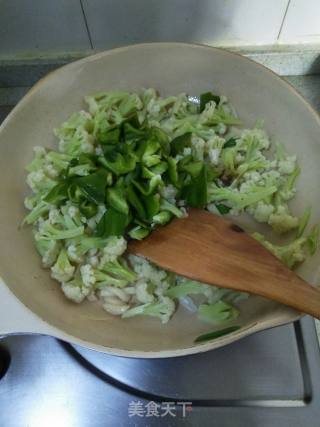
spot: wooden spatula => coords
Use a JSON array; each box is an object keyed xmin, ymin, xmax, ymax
[{"xmin": 129, "ymin": 208, "xmax": 320, "ymax": 318}]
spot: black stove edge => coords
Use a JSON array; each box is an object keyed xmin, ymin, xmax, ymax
[{"xmin": 0, "ymin": 345, "xmax": 10, "ymax": 380}]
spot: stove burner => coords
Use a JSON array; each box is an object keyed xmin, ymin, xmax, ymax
[{"xmin": 0, "ymin": 346, "xmax": 10, "ymax": 380}]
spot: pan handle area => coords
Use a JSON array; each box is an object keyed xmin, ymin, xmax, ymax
[{"xmin": 0, "ymin": 278, "xmax": 62, "ymax": 338}]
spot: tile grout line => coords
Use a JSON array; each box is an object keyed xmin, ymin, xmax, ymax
[
  {"xmin": 315, "ymin": 320, "xmax": 320, "ymax": 344},
  {"xmin": 277, "ymin": 0, "xmax": 292, "ymax": 41},
  {"xmin": 79, "ymin": 0, "xmax": 94, "ymax": 50}
]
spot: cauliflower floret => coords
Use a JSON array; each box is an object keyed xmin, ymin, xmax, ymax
[
  {"xmin": 27, "ymin": 169, "xmax": 57, "ymax": 194},
  {"xmin": 87, "ymin": 253, "xmax": 99, "ymax": 267},
  {"xmin": 102, "ymin": 298, "xmax": 130, "ymax": 316},
  {"xmin": 154, "ymin": 280, "xmax": 171, "ymax": 297},
  {"xmin": 239, "ymin": 170, "xmax": 278, "ymax": 201},
  {"xmin": 44, "ymin": 163, "xmax": 59, "ymax": 179},
  {"xmin": 122, "ymin": 295, "xmax": 175, "ymax": 323},
  {"xmin": 278, "ymin": 165, "xmax": 300, "ymax": 201},
  {"xmin": 26, "ymin": 170, "xmax": 44, "ymax": 191},
  {"xmin": 58, "ymin": 126, "xmax": 94, "ymax": 156},
  {"xmin": 42, "ymin": 246, "xmax": 60, "ymax": 268},
  {"xmin": 207, "ymin": 138, "xmax": 225, "ymax": 164},
  {"xmin": 132, "ymin": 93, "xmax": 143, "ymax": 111},
  {"xmin": 239, "ymin": 181, "xmax": 252, "ymax": 193},
  {"xmin": 80, "ymin": 138, "xmax": 95, "ymax": 154},
  {"xmin": 208, "ymin": 148, "xmax": 221, "ymax": 165},
  {"xmin": 88, "ymin": 248, "xmax": 98, "ymax": 257},
  {"xmin": 87, "ymin": 204, "xmax": 107, "ymax": 230},
  {"xmin": 281, "ymin": 244, "xmax": 306, "ymax": 267},
  {"xmin": 260, "ymin": 170, "xmax": 281, "ymax": 185},
  {"xmin": 160, "ymin": 184, "xmax": 178, "ymax": 204},
  {"xmin": 66, "ymin": 238, "xmax": 100, "ymax": 264},
  {"xmin": 206, "ymin": 135, "xmax": 225, "ymax": 151},
  {"xmin": 68, "ymin": 205, "xmax": 80, "ymax": 219},
  {"xmin": 170, "ymin": 93, "xmax": 195, "ymax": 117},
  {"xmin": 158, "ymin": 296, "xmax": 176, "ymax": 323},
  {"xmin": 242, "ymin": 171, "xmax": 261, "ymax": 184},
  {"xmin": 100, "ymin": 286, "xmax": 131, "ymax": 303},
  {"xmin": 248, "ymin": 201, "xmax": 275, "ymax": 223},
  {"xmin": 25, "ymin": 198, "xmax": 36, "ymax": 211},
  {"xmin": 268, "ymin": 205, "xmax": 299, "ymax": 234},
  {"xmin": 216, "ymin": 123, "xmax": 227, "ymax": 135},
  {"xmin": 35, "ymin": 237, "xmax": 61, "ymax": 268},
  {"xmin": 253, "ymin": 232, "xmax": 307, "ymax": 269},
  {"xmin": 129, "ymin": 255, "xmax": 167, "ymax": 286},
  {"xmin": 191, "ymin": 136, "xmax": 205, "ymax": 161},
  {"xmin": 135, "ymin": 280, "xmax": 155, "ymax": 304},
  {"xmin": 235, "ymin": 153, "xmax": 245, "ymax": 164},
  {"xmin": 54, "ymin": 111, "xmax": 94, "ymax": 155},
  {"xmin": 199, "ymin": 100, "xmax": 216, "ymax": 124},
  {"xmin": 81, "ymin": 261, "xmax": 131, "ymax": 288},
  {"xmin": 146, "ymin": 98, "xmax": 161, "ymax": 115},
  {"xmin": 33, "ymin": 146, "xmax": 46, "ymax": 157},
  {"xmin": 48, "ymin": 208, "xmax": 61, "ymax": 224},
  {"xmin": 24, "ymin": 195, "xmax": 37, "ymax": 210},
  {"xmin": 61, "ymin": 282, "xmax": 90, "ymax": 303},
  {"xmin": 99, "ymin": 236, "xmax": 127, "ymax": 266},
  {"xmin": 265, "ymin": 159, "xmax": 278, "ymax": 170},
  {"xmin": 280, "ymin": 187, "xmax": 296, "ymax": 201},
  {"xmin": 67, "ymin": 244, "xmax": 84, "ymax": 263},
  {"xmin": 278, "ymin": 155, "xmax": 296, "ymax": 175},
  {"xmin": 51, "ymin": 248, "xmax": 75, "ymax": 283},
  {"xmin": 80, "ymin": 264, "xmax": 96, "ymax": 287},
  {"xmin": 240, "ymin": 128, "xmax": 270, "ymax": 150}
]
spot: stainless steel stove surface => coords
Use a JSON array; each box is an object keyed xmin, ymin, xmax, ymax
[{"xmin": 0, "ymin": 317, "xmax": 319, "ymax": 426}]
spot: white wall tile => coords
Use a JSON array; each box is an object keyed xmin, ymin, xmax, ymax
[
  {"xmin": 82, "ymin": 0, "xmax": 289, "ymax": 49},
  {"xmin": 279, "ymin": 0, "xmax": 320, "ymax": 44},
  {"xmin": 0, "ymin": 0, "xmax": 91, "ymax": 54}
]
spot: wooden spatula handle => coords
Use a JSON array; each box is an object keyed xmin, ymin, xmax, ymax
[
  {"xmin": 129, "ymin": 209, "xmax": 320, "ymax": 319},
  {"xmin": 250, "ymin": 271, "xmax": 320, "ymax": 318}
]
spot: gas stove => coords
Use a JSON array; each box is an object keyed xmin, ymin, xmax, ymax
[{"xmin": 0, "ymin": 317, "xmax": 320, "ymax": 426}]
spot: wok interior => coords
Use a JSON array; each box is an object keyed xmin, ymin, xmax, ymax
[{"xmin": 0, "ymin": 44, "xmax": 320, "ymax": 355}]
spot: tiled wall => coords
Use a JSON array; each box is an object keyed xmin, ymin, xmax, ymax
[
  {"xmin": 279, "ymin": 0, "xmax": 320, "ymax": 44},
  {"xmin": 0, "ymin": 0, "xmax": 319, "ymax": 55},
  {"xmin": 0, "ymin": 0, "xmax": 91, "ymax": 54}
]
